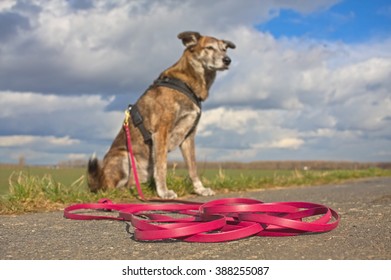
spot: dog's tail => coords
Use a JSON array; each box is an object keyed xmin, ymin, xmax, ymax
[{"xmin": 87, "ymin": 153, "xmax": 102, "ymax": 192}]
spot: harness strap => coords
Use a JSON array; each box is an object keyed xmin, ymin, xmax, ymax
[
  {"xmin": 129, "ymin": 104, "xmax": 152, "ymax": 143},
  {"xmin": 129, "ymin": 76, "xmax": 202, "ymax": 143},
  {"xmin": 153, "ymin": 76, "xmax": 202, "ymax": 109}
]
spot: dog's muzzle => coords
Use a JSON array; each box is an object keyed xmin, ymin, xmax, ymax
[{"xmin": 223, "ymin": 56, "xmax": 231, "ymax": 66}]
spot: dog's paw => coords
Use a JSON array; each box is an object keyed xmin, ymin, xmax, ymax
[
  {"xmin": 159, "ymin": 189, "xmax": 178, "ymax": 200},
  {"xmin": 195, "ymin": 187, "xmax": 215, "ymax": 196}
]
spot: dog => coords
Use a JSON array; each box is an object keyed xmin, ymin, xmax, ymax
[{"xmin": 87, "ymin": 31, "xmax": 235, "ymax": 199}]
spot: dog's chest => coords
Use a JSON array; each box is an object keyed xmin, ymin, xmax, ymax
[{"xmin": 168, "ymin": 108, "xmax": 200, "ymax": 151}]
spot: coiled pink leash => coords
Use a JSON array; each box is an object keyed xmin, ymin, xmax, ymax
[{"xmin": 64, "ymin": 197, "xmax": 340, "ymax": 242}]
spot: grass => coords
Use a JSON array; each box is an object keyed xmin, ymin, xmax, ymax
[
  {"xmin": 0, "ymin": 166, "xmax": 390, "ymax": 214},
  {"xmin": 0, "ymin": 166, "xmax": 85, "ymax": 195}
]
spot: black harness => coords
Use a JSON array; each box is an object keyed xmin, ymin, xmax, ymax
[{"xmin": 129, "ymin": 76, "xmax": 202, "ymax": 143}]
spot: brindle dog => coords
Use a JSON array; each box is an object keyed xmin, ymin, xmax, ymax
[{"xmin": 88, "ymin": 31, "xmax": 235, "ymax": 199}]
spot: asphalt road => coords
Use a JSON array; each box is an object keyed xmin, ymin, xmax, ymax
[{"xmin": 1, "ymin": 177, "xmax": 390, "ymax": 260}]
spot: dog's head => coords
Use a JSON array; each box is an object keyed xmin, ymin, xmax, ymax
[{"xmin": 178, "ymin": 31, "xmax": 236, "ymax": 71}]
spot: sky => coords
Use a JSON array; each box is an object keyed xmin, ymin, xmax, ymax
[{"xmin": 0, "ymin": 0, "xmax": 390, "ymax": 165}]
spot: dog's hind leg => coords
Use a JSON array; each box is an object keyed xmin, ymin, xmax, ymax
[{"xmin": 180, "ymin": 133, "xmax": 215, "ymax": 196}]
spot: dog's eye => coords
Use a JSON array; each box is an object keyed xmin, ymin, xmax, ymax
[{"xmin": 206, "ymin": 46, "xmax": 215, "ymax": 51}]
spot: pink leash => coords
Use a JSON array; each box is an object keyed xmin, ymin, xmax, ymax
[
  {"xmin": 64, "ymin": 117, "xmax": 340, "ymax": 242},
  {"xmin": 123, "ymin": 114, "xmax": 145, "ymax": 201}
]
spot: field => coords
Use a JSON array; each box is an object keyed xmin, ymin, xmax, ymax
[
  {"xmin": 1, "ymin": 163, "xmax": 391, "ymax": 214},
  {"xmin": 0, "ymin": 165, "xmax": 293, "ymax": 195},
  {"xmin": 0, "ymin": 166, "xmax": 85, "ymax": 195}
]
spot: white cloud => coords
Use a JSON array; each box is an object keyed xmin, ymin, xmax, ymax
[
  {"xmin": 0, "ymin": 135, "xmax": 79, "ymax": 147},
  {"xmin": 0, "ymin": 91, "xmax": 123, "ymax": 163},
  {"xmin": 212, "ymin": 29, "xmax": 391, "ymax": 110},
  {"xmin": 0, "ymin": 0, "xmax": 343, "ymax": 95},
  {"xmin": 0, "ymin": 91, "xmax": 114, "ymax": 116},
  {"xmin": 0, "ymin": 91, "xmax": 122, "ymax": 139},
  {"xmin": 66, "ymin": 153, "xmax": 88, "ymax": 161},
  {"xmin": 252, "ymin": 137, "xmax": 305, "ymax": 150},
  {"xmin": 0, "ymin": 0, "xmax": 16, "ymax": 11},
  {"xmin": 199, "ymin": 107, "xmax": 259, "ymax": 135},
  {"xmin": 198, "ymin": 107, "xmax": 305, "ymax": 153}
]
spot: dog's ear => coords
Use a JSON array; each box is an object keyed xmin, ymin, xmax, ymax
[
  {"xmin": 223, "ymin": 40, "xmax": 236, "ymax": 49},
  {"xmin": 178, "ymin": 31, "xmax": 201, "ymax": 48}
]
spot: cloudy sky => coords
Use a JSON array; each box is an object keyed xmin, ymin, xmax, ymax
[{"xmin": 0, "ymin": 0, "xmax": 390, "ymax": 165}]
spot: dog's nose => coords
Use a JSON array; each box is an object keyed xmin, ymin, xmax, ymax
[{"xmin": 223, "ymin": 56, "xmax": 231, "ymax": 66}]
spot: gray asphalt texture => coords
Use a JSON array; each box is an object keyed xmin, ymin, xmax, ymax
[{"xmin": 1, "ymin": 177, "xmax": 390, "ymax": 260}]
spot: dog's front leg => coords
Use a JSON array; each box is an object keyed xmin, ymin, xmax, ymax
[
  {"xmin": 152, "ymin": 129, "xmax": 178, "ymax": 199},
  {"xmin": 180, "ymin": 133, "xmax": 215, "ymax": 196}
]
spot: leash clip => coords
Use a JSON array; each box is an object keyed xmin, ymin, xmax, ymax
[{"xmin": 124, "ymin": 108, "xmax": 131, "ymax": 126}]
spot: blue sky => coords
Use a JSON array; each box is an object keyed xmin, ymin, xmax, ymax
[
  {"xmin": 260, "ymin": 0, "xmax": 391, "ymax": 42},
  {"xmin": 0, "ymin": 0, "xmax": 390, "ymax": 165}
]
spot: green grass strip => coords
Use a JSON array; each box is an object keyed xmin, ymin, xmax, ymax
[{"xmin": 0, "ymin": 168, "xmax": 390, "ymax": 214}]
